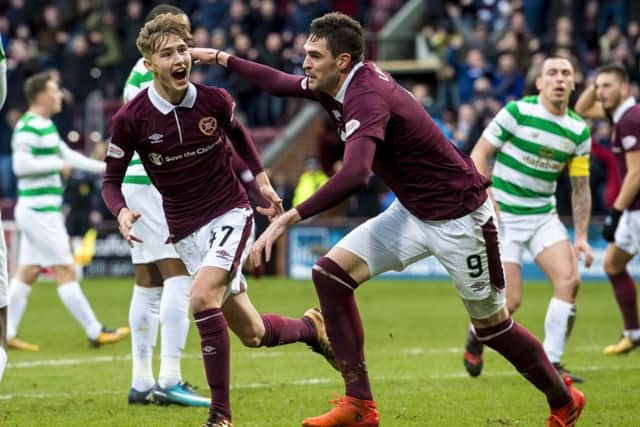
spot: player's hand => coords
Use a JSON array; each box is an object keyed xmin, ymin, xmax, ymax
[
  {"xmin": 251, "ymin": 209, "xmax": 300, "ymax": 267},
  {"xmin": 117, "ymin": 207, "xmax": 143, "ymax": 247},
  {"xmin": 574, "ymin": 239, "xmax": 594, "ymax": 268},
  {"xmin": 189, "ymin": 48, "xmax": 229, "ymax": 66},
  {"xmin": 255, "ymin": 172, "xmax": 284, "ymax": 221},
  {"xmin": 602, "ymin": 208, "xmax": 622, "ymax": 242}
]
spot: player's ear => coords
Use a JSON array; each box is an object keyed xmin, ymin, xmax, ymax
[
  {"xmin": 535, "ymin": 76, "xmax": 542, "ymax": 92},
  {"xmin": 337, "ymin": 53, "xmax": 352, "ymax": 71},
  {"xmin": 143, "ymin": 57, "xmax": 154, "ymax": 73}
]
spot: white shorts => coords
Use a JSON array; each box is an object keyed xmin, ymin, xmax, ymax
[
  {"xmin": 0, "ymin": 212, "xmax": 8, "ymax": 308},
  {"xmin": 498, "ymin": 212, "xmax": 569, "ymax": 265},
  {"xmin": 614, "ymin": 210, "xmax": 640, "ymax": 256},
  {"xmin": 173, "ymin": 207, "xmax": 254, "ymax": 302},
  {"xmin": 336, "ymin": 199, "xmax": 506, "ymax": 319},
  {"xmin": 15, "ymin": 204, "xmax": 73, "ymax": 267},
  {"xmin": 122, "ymin": 183, "xmax": 179, "ymax": 264}
]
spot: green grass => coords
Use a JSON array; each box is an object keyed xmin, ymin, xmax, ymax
[{"xmin": 1, "ymin": 277, "xmax": 639, "ymax": 426}]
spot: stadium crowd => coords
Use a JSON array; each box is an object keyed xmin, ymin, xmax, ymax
[{"xmin": 0, "ymin": 0, "xmax": 638, "ymax": 218}]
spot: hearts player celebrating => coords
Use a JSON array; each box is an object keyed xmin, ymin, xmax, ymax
[{"xmin": 102, "ymin": 14, "xmax": 336, "ymax": 427}]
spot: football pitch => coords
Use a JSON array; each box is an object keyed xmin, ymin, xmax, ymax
[{"xmin": 1, "ymin": 277, "xmax": 638, "ymax": 426}]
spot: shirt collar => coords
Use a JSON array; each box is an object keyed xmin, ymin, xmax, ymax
[
  {"xmin": 148, "ymin": 82, "xmax": 197, "ymax": 114},
  {"xmin": 612, "ymin": 96, "xmax": 636, "ymax": 123},
  {"xmin": 334, "ymin": 61, "xmax": 365, "ymax": 103}
]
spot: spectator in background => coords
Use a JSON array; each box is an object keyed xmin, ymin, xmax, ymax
[
  {"xmin": 492, "ymin": 51, "xmax": 525, "ymax": 103},
  {"xmin": 285, "ymin": 32, "xmax": 309, "ymax": 75},
  {"xmin": 494, "ymin": 10, "xmax": 532, "ymax": 74},
  {"xmin": 292, "ymin": 157, "xmax": 328, "ymax": 207},
  {"xmin": 449, "ymin": 47, "xmax": 492, "ymax": 104},
  {"xmin": 119, "ymin": 0, "xmax": 146, "ymax": 72},
  {"xmin": 192, "ymin": 0, "xmax": 230, "ymax": 30},
  {"xmin": 250, "ymin": 0, "xmax": 285, "ymax": 47},
  {"xmin": 597, "ymin": 0, "xmax": 626, "ymax": 36},
  {"xmin": 452, "ymin": 103, "xmax": 478, "ymax": 151},
  {"xmin": 599, "ymin": 24, "xmax": 625, "ymax": 64},
  {"xmin": 255, "ymin": 33, "xmax": 286, "ymax": 125},
  {"xmin": 410, "ymin": 82, "xmax": 444, "ymax": 119},
  {"xmin": 286, "ymin": 0, "xmax": 331, "ymax": 35},
  {"xmin": 58, "ymin": 32, "xmax": 105, "ymax": 106},
  {"xmin": 224, "ymin": 0, "xmax": 250, "ymax": 39}
]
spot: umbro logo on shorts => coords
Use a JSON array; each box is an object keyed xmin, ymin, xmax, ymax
[{"xmin": 216, "ymin": 249, "xmax": 233, "ymax": 262}]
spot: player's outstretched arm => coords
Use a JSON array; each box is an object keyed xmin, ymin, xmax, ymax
[
  {"xmin": 190, "ymin": 47, "xmax": 315, "ymax": 99},
  {"xmin": 574, "ymin": 83, "xmax": 606, "ymax": 119},
  {"xmin": 59, "ymin": 142, "xmax": 105, "ymax": 174}
]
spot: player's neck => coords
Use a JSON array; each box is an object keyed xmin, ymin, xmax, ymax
[
  {"xmin": 29, "ymin": 104, "xmax": 52, "ymax": 119},
  {"xmin": 327, "ymin": 71, "xmax": 350, "ymax": 98},
  {"xmin": 539, "ymin": 95, "xmax": 567, "ymax": 116}
]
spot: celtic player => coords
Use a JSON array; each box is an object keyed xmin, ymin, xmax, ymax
[
  {"xmin": 7, "ymin": 72, "xmax": 129, "ymax": 352},
  {"xmin": 464, "ymin": 57, "xmax": 593, "ymax": 383}
]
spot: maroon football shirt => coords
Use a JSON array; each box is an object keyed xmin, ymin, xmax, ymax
[
  {"xmin": 102, "ymin": 82, "xmax": 263, "ymax": 242},
  {"xmin": 612, "ymin": 99, "xmax": 640, "ymax": 211},
  {"xmin": 227, "ymin": 56, "xmax": 488, "ymax": 220}
]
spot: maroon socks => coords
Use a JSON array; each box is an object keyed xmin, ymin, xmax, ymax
[{"xmin": 312, "ymin": 256, "xmax": 372, "ymax": 401}]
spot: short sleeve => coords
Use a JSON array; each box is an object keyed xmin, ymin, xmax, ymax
[{"xmin": 482, "ymin": 102, "xmax": 519, "ymax": 149}]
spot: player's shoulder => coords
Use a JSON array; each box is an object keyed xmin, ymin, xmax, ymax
[
  {"xmin": 14, "ymin": 112, "xmax": 51, "ymax": 132},
  {"xmin": 344, "ymin": 63, "xmax": 391, "ymax": 103},
  {"xmin": 566, "ymin": 108, "xmax": 587, "ymax": 123},
  {"xmin": 621, "ymin": 103, "xmax": 640, "ymax": 123}
]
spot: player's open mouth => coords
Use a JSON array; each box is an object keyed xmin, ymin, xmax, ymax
[{"xmin": 172, "ymin": 69, "xmax": 187, "ymax": 83}]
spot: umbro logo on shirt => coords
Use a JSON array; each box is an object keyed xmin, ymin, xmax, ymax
[{"xmin": 148, "ymin": 133, "xmax": 164, "ymax": 143}]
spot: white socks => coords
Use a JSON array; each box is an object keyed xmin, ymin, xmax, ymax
[
  {"xmin": 543, "ymin": 297, "xmax": 576, "ymax": 364},
  {"xmin": 57, "ymin": 281, "xmax": 103, "ymax": 340},
  {"xmin": 158, "ymin": 275, "xmax": 192, "ymax": 388},
  {"xmin": 7, "ymin": 279, "xmax": 32, "ymax": 340},
  {"xmin": 129, "ymin": 285, "xmax": 162, "ymax": 392}
]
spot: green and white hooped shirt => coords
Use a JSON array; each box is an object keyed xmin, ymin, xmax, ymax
[
  {"xmin": 482, "ymin": 95, "xmax": 591, "ymax": 216},
  {"xmin": 122, "ymin": 58, "xmax": 153, "ymax": 185},
  {"xmin": 12, "ymin": 112, "xmax": 104, "ymax": 212}
]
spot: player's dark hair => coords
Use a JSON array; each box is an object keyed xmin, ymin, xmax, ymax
[
  {"xmin": 145, "ymin": 4, "xmax": 185, "ymax": 22},
  {"xmin": 309, "ymin": 12, "xmax": 364, "ymax": 63},
  {"xmin": 597, "ymin": 63, "xmax": 629, "ymax": 83},
  {"xmin": 24, "ymin": 71, "xmax": 53, "ymax": 103}
]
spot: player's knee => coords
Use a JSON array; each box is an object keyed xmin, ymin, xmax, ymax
[
  {"xmin": 554, "ymin": 274, "xmax": 580, "ymax": 299},
  {"xmin": 54, "ymin": 265, "xmax": 76, "ymax": 284},
  {"xmin": 238, "ymin": 332, "xmax": 262, "ymax": 348},
  {"xmin": 189, "ymin": 291, "xmax": 211, "ymax": 312}
]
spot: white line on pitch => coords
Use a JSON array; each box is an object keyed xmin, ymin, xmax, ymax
[
  {"xmin": 0, "ymin": 364, "xmax": 638, "ymax": 401},
  {"xmin": 5, "ymin": 344, "xmax": 607, "ymax": 369}
]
